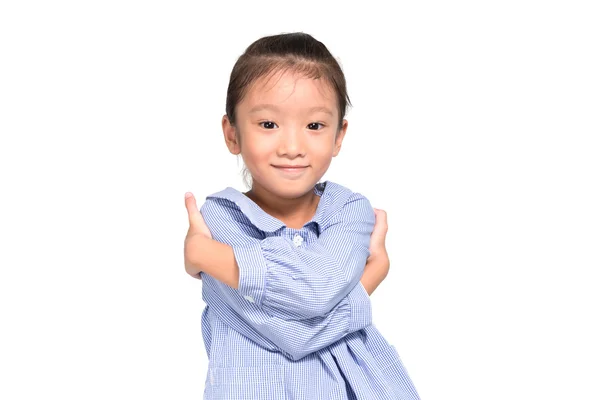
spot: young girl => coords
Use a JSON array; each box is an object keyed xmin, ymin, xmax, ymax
[{"xmin": 184, "ymin": 32, "xmax": 420, "ymax": 400}]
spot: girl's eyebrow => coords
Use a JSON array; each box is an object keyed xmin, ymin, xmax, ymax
[
  {"xmin": 248, "ymin": 104, "xmax": 334, "ymax": 116},
  {"xmin": 248, "ymin": 104, "xmax": 279, "ymax": 114},
  {"xmin": 308, "ymin": 106, "xmax": 334, "ymax": 116}
]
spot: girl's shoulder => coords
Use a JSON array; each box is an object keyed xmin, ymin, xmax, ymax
[{"xmin": 313, "ymin": 181, "xmax": 375, "ymax": 231}]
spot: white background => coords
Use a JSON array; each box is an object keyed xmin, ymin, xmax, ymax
[{"xmin": 1, "ymin": 1, "xmax": 598, "ymax": 399}]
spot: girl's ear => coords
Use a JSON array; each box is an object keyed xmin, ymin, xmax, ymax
[
  {"xmin": 333, "ymin": 119, "xmax": 349, "ymax": 157},
  {"xmin": 222, "ymin": 115, "xmax": 241, "ymax": 155}
]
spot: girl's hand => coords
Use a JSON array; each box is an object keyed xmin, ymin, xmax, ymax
[
  {"xmin": 368, "ymin": 208, "xmax": 389, "ymax": 262},
  {"xmin": 184, "ymin": 192, "xmax": 212, "ymax": 279},
  {"xmin": 361, "ymin": 208, "xmax": 390, "ymax": 295},
  {"xmin": 184, "ymin": 192, "xmax": 212, "ymax": 240}
]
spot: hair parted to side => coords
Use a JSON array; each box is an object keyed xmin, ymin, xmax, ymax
[{"xmin": 224, "ymin": 32, "xmax": 352, "ymax": 189}]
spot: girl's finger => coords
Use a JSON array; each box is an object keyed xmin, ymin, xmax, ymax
[
  {"xmin": 373, "ymin": 208, "xmax": 388, "ymax": 236},
  {"xmin": 185, "ymin": 192, "xmax": 202, "ymax": 226}
]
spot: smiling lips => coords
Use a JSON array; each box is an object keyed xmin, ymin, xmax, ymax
[
  {"xmin": 272, "ymin": 165, "xmax": 309, "ymax": 176},
  {"xmin": 273, "ymin": 165, "xmax": 308, "ymax": 169}
]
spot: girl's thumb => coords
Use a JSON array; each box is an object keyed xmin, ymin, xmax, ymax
[
  {"xmin": 372, "ymin": 208, "xmax": 388, "ymax": 235},
  {"xmin": 185, "ymin": 192, "xmax": 200, "ymax": 222}
]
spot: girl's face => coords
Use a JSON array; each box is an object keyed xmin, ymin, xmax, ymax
[{"xmin": 222, "ymin": 70, "xmax": 348, "ymax": 200}]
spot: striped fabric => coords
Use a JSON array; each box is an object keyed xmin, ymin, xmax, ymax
[{"xmin": 198, "ymin": 180, "xmax": 420, "ymax": 399}]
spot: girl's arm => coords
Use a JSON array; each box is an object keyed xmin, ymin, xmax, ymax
[
  {"xmin": 198, "ymin": 251, "xmax": 389, "ymax": 361},
  {"xmin": 185, "ymin": 206, "xmax": 390, "ymax": 295},
  {"xmin": 190, "ymin": 192, "xmax": 375, "ymax": 320},
  {"xmin": 184, "ymin": 194, "xmax": 390, "ymax": 361},
  {"xmin": 186, "ymin": 232, "xmax": 387, "ymax": 294}
]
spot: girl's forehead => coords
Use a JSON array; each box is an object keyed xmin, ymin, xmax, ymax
[{"xmin": 243, "ymin": 71, "xmax": 335, "ymax": 107}]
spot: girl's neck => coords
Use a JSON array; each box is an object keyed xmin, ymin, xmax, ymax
[{"xmin": 244, "ymin": 184, "xmax": 320, "ymax": 229}]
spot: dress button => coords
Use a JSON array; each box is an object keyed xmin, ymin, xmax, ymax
[
  {"xmin": 244, "ymin": 295, "xmax": 255, "ymax": 303},
  {"xmin": 293, "ymin": 234, "xmax": 303, "ymax": 247}
]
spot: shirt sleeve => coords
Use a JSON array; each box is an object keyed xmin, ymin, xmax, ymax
[
  {"xmin": 200, "ymin": 192, "xmax": 375, "ymax": 320},
  {"xmin": 201, "ymin": 273, "xmax": 372, "ymax": 361}
]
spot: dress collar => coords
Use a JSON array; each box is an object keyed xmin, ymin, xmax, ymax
[{"xmin": 206, "ymin": 180, "xmax": 353, "ymax": 233}]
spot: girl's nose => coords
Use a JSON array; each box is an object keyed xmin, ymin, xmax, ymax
[{"xmin": 277, "ymin": 127, "xmax": 306, "ymax": 157}]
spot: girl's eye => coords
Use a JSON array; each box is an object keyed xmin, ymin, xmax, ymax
[
  {"xmin": 259, "ymin": 121, "xmax": 278, "ymax": 129},
  {"xmin": 307, "ymin": 122, "xmax": 324, "ymax": 130}
]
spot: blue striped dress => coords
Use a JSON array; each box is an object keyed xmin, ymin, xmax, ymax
[{"xmin": 198, "ymin": 180, "xmax": 420, "ymax": 399}]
